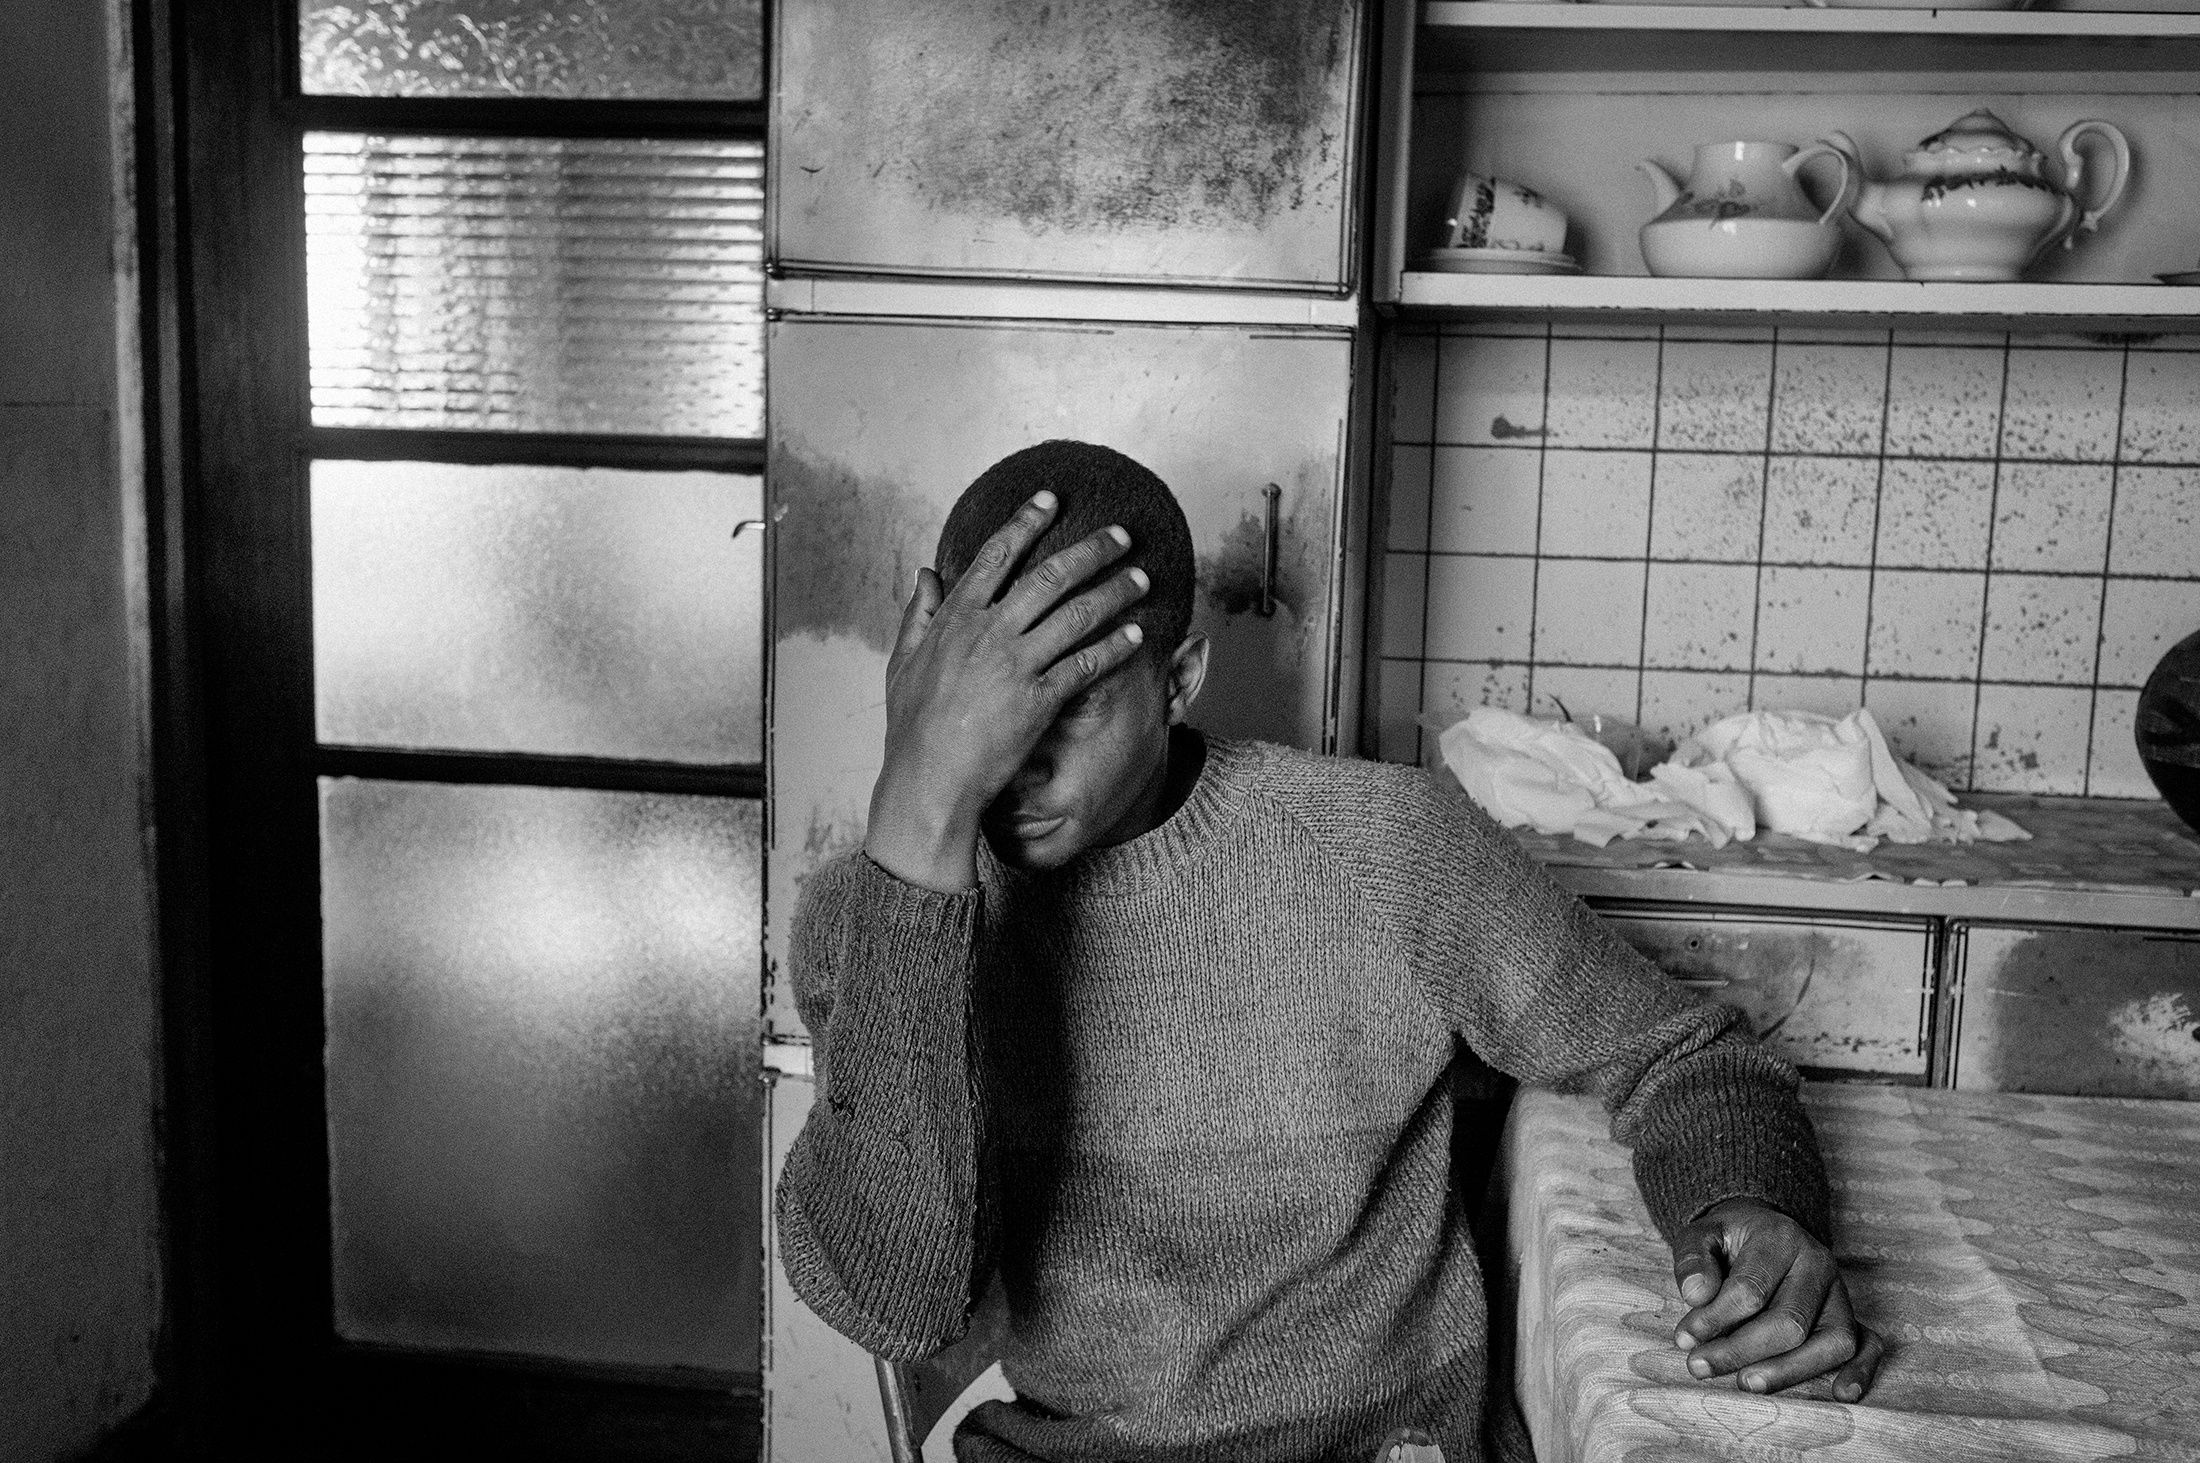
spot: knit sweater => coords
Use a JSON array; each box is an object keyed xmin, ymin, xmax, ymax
[{"xmin": 776, "ymin": 736, "xmax": 1830, "ymax": 1463}]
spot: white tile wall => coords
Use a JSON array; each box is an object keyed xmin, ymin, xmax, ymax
[{"xmin": 1376, "ymin": 325, "xmax": 2200, "ymax": 798}]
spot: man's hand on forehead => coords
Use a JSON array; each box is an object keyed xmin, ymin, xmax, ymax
[{"xmin": 861, "ymin": 490, "xmax": 1150, "ymax": 893}]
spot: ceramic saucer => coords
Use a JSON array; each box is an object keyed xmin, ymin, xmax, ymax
[{"xmin": 1417, "ymin": 247, "xmax": 1579, "ymax": 276}]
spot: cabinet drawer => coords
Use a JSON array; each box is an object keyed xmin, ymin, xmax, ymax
[
  {"xmin": 1950, "ymin": 924, "xmax": 2200, "ymax": 1099},
  {"xmin": 1599, "ymin": 910, "xmax": 1934, "ymax": 1078}
]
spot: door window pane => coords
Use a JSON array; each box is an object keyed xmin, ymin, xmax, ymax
[
  {"xmin": 322, "ymin": 779, "xmax": 761, "ymax": 1371},
  {"xmin": 312, "ymin": 460, "xmax": 761, "ymax": 763},
  {"xmin": 305, "ymin": 133, "xmax": 763, "ymax": 436},
  {"xmin": 300, "ymin": 0, "xmax": 763, "ymax": 101}
]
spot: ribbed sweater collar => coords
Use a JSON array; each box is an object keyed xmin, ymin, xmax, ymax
[{"xmin": 986, "ymin": 732, "xmax": 1260, "ymax": 899}]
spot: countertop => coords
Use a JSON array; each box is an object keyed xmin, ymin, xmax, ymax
[{"xmin": 1501, "ymin": 792, "xmax": 2200, "ymax": 931}]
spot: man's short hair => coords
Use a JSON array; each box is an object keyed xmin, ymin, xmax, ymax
[{"xmin": 937, "ymin": 441, "xmax": 1196, "ymax": 662}]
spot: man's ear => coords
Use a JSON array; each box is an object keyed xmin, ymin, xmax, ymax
[{"xmin": 1164, "ymin": 633, "xmax": 1210, "ymax": 726}]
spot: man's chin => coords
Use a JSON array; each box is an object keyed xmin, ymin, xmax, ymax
[{"xmin": 984, "ymin": 821, "xmax": 1087, "ymax": 870}]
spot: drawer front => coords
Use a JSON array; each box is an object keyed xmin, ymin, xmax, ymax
[
  {"xmin": 1599, "ymin": 910, "xmax": 1934, "ymax": 1078},
  {"xmin": 1950, "ymin": 924, "xmax": 2200, "ymax": 1099}
]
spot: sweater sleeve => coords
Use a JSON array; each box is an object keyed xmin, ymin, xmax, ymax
[
  {"xmin": 773, "ymin": 852, "xmax": 994, "ymax": 1360},
  {"xmin": 1346, "ymin": 769, "xmax": 1832, "ymax": 1246}
]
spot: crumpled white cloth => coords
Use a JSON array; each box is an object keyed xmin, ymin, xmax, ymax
[{"xmin": 1440, "ymin": 706, "xmax": 2031, "ymax": 852}]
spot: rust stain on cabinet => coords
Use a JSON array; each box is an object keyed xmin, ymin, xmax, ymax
[
  {"xmin": 1604, "ymin": 913, "xmax": 1933, "ymax": 1078},
  {"xmin": 895, "ymin": 0, "xmax": 1352, "ymax": 232},
  {"xmin": 1952, "ymin": 924, "xmax": 2200, "ymax": 1099}
]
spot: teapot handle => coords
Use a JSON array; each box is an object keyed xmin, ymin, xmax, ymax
[
  {"xmin": 2058, "ymin": 119, "xmax": 2132, "ymax": 245},
  {"xmin": 1784, "ymin": 139, "xmax": 1860, "ymax": 229}
]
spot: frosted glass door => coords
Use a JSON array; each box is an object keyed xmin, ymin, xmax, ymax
[
  {"xmin": 771, "ymin": 0, "xmax": 1364, "ymax": 289},
  {"xmin": 765, "ymin": 315, "xmax": 1351, "ymax": 1035}
]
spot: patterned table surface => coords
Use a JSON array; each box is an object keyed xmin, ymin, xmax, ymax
[{"xmin": 1505, "ymin": 1083, "xmax": 2200, "ymax": 1463}]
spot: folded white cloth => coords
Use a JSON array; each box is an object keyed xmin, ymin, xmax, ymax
[{"xmin": 1439, "ymin": 706, "xmax": 2030, "ymax": 852}]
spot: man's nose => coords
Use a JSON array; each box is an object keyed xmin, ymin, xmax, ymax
[{"xmin": 1008, "ymin": 748, "xmax": 1054, "ymax": 797}]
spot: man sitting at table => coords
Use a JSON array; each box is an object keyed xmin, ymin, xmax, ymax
[{"xmin": 776, "ymin": 440, "xmax": 1884, "ymax": 1462}]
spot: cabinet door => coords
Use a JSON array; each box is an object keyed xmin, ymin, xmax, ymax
[
  {"xmin": 1597, "ymin": 908, "xmax": 1935, "ymax": 1079},
  {"xmin": 767, "ymin": 316, "xmax": 1353, "ymax": 1036},
  {"xmin": 1949, "ymin": 924, "xmax": 2200, "ymax": 1099},
  {"xmin": 771, "ymin": 0, "xmax": 1364, "ymax": 290}
]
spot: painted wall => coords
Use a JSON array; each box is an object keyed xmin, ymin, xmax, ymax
[
  {"xmin": 0, "ymin": 0, "xmax": 163, "ymax": 1457},
  {"xmin": 1374, "ymin": 322, "xmax": 2200, "ymax": 799}
]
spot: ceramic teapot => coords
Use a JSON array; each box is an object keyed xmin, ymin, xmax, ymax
[
  {"xmin": 1838, "ymin": 111, "xmax": 2131, "ymax": 281},
  {"xmin": 1639, "ymin": 140, "xmax": 1859, "ymax": 279}
]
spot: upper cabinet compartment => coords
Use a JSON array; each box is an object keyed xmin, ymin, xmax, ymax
[
  {"xmin": 772, "ymin": 0, "xmax": 1368, "ymax": 291},
  {"xmin": 1378, "ymin": 0, "xmax": 2200, "ymax": 328}
]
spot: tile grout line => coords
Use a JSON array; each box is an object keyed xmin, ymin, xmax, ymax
[
  {"xmin": 2081, "ymin": 343, "xmax": 2134, "ymax": 797},
  {"xmin": 1635, "ymin": 332, "xmax": 1667, "ymax": 727},
  {"xmin": 1746, "ymin": 333, "xmax": 1782, "ymax": 711},
  {"xmin": 1965, "ymin": 335, "xmax": 2015, "ymax": 794},
  {"xmin": 1856, "ymin": 329, "xmax": 1896, "ymax": 713},
  {"xmin": 1523, "ymin": 325, "xmax": 1554, "ymax": 718}
]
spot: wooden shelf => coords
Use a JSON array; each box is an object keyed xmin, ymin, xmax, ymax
[
  {"xmin": 1394, "ymin": 271, "xmax": 2200, "ymax": 330},
  {"xmin": 1419, "ymin": 2, "xmax": 2200, "ymax": 71}
]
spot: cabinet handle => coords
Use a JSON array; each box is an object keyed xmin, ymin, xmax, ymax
[{"xmin": 1260, "ymin": 482, "xmax": 1282, "ymax": 619}]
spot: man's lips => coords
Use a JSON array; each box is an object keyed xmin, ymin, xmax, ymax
[{"xmin": 995, "ymin": 811, "xmax": 1067, "ymax": 839}]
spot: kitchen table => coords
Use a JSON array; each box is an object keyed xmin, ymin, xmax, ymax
[{"xmin": 1500, "ymin": 1083, "xmax": 2200, "ymax": 1461}]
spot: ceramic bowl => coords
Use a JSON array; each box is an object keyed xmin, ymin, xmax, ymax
[{"xmin": 1639, "ymin": 218, "xmax": 1842, "ymax": 280}]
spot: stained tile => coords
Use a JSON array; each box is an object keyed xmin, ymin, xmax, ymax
[
  {"xmin": 1884, "ymin": 346, "xmax": 2005, "ymax": 458},
  {"xmin": 1376, "ymin": 657, "xmax": 1426, "ymax": 765},
  {"xmin": 1775, "ymin": 326, "xmax": 1890, "ymax": 348},
  {"xmin": 1754, "ymin": 566, "xmax": 1870, "ymax": 675},
  {"xmin": 1875, "ymin": 459, "xmax": 1995, "ymax": 569},
  {"xmin": 1762, "ymin": 456, "xmax": 1879, "ymax": 566},
  {"xmin": 1867, "ymin": 569, "xmax": 1987, "ymax": 680},
  {"xmin": 2108, "ymin": 466, "xmax": 2200, "ymax": 576},
  {"xmin": 1770, "ymin": 343, "xmax": 1888, "ymax": 455},
  {"xmin": 1540, "ymin": 450, "xmax": 1653, "ymax": 558},
  {"xmin": 1658, "ymin": 341, "xmax": 1773, "ymax": 452},
  {"xmin": 1391, "ymin": 333, "xmax": 1438, "ymax": 443},
  {"xmin": 1971, "ymin": 683, "xmax": 2092, "ymax": 794},
  {"xmin": 1999, "ymin": 348, "xmax": 2123, "ymax": 462},
  {"xmin": 1643, "ymin": 562, "xmax": 1758, "ymax": 670},
  {"xmin": 1533, "ymin": 558, "xmax": 1646, "ymax": 666},
  {"xmin": 2118, "ymin": 350, "xmax": 2200, "ymax": 464},
  {"xmin": 1422, "ymin": 660, "xmax": 1532, "ymax": 741},
  {"xmin": 2087, "ymin": 689, "xmax": 2155, "ymax": 799},
  {"xmin": 1425, "ymin": 554, "xmax": 1535, "ymax": 663},
  {"xmin": 1531, "ymin": 665, "xmax": 1642, "ymax": 725},
  {"xmin": 1435, "ymin": 334, "xmax": 1547, "ymax": 448},
  {"xmin": 1430, "ymin": 446, "xmax": 1541, "ymax": 556},
  {"xmin": 1389, "ymin": 445, "xmax": 1433, "ymax": 552},
  {"xmin": 1862, "ymin": 677, "xmax": 1978, "ymax": 789},
  {"xmin": 1751, "ymin": 673, "xmax": 1864, "ymax": 719},
  {"xmin": 1544, "ymin": 338, "xmax": 1659, "ymax": 449},
  {"xmin": 1991, "ymin": 462, "xmax": 2113, "ymax": 573},
  {"xmin": 2098, "ymin": 577, "xmax": 2200, "ymax": 687},
  {"xmin": 1648, "ymin": 453, "xmax": 1764, "ymax": 562},
  {"xmin": 1640, "ymin": 670, "xmax": 1751, "ymax": 744},
  {"xmin": 1981, "ymin": 573, "xmax": 2103, "ymax": 685},
  {"xmin": 1381, "ymin": 551, "xmax": 1430, "ymax": 659}
]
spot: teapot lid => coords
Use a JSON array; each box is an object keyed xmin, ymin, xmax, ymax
[{"xmin": 1912, "ymin": 108, "xmax": 2041, "ymax": 166}]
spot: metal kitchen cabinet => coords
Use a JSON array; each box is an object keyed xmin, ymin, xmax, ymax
[
  {"xmin": 772, "ymin": 0, "xmax": 1366, "ymax": 290},
  {"xmin": 767, "ymin": 315, "xmax": 1357, "ymax": 1039},
  {"xmin": 1947, "ymin": 922, "xmax": 2200, "ymax": 1099},
  {"xmin": 1597, "ymin": 907, "xmax": 1937, "ymax": 1081}
]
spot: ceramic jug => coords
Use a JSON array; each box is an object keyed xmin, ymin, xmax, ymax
[
  {"xmin": 1639, "ymin": 140, "xmax": 1859, "ymax": 279},
  {"xmin": 1839, "ymin": 111, "xmax": 2131, "ymax": 281}
]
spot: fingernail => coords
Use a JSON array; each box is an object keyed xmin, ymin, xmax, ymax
[
  {"xmin": 1674, "ymin": 1331, "xmax": 1695, "ymax": 1352},
  {"xmin": 1107, "ymin": 525, "xmax": 1130, "ymax": 546},
  {"xmin": 1688, "ymin": 1358, "xmax": 1711, "ymax": 1379},
  {"xmin": 1837, "ymin": 1383, "xmax": 1859, "ymax": 1402},
  {"xmin": 1129, "ymin": 567, "xmax": 1150, "ymax": 590},
  {"xmin": 1032, "ymin": 490, "xmax": 1056, "ymax": 511},
  {"xmin": 1742, "ymin": 1374, "xmax": 1765, "ymax": 1394},
  {"xmin": 1123, "ymin": 623, "xmax": 1144, "ymax": 644}
]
